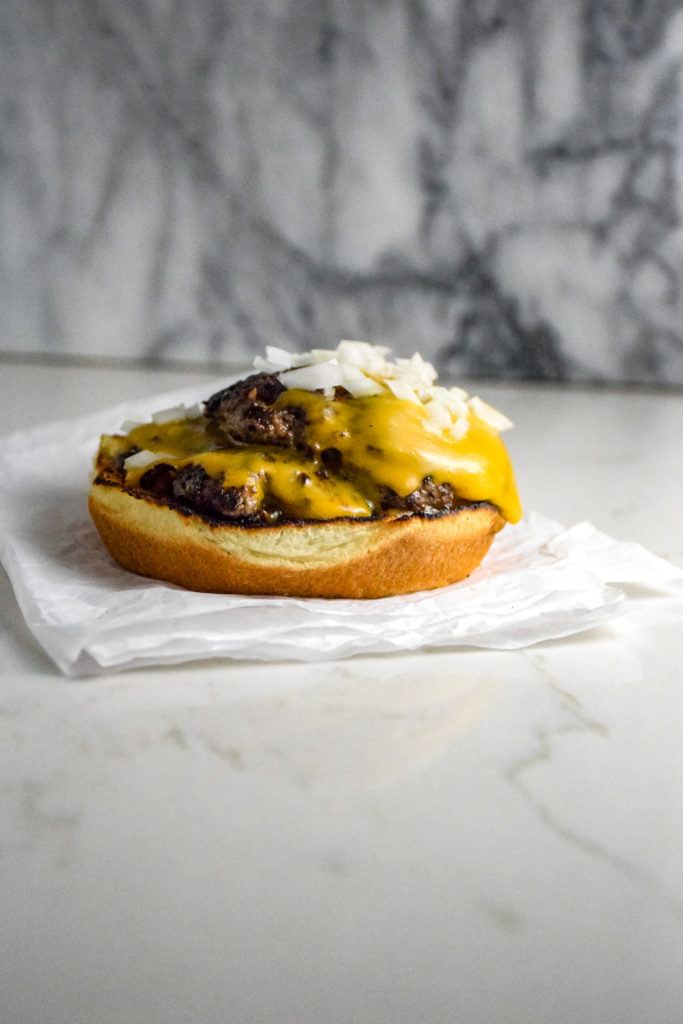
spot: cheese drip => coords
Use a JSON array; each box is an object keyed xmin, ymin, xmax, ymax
[{"xmin": 123, "ymin": 389, "xmax": 522, "ymax": 523}]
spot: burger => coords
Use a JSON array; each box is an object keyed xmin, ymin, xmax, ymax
[{"xmin": 89, "ymin": 341, "xmax": 521, "ymax": 598}]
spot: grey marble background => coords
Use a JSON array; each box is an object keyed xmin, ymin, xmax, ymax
[{"xmin": 3, "ymin": 1, "xmax": 683, "ymax": 384}]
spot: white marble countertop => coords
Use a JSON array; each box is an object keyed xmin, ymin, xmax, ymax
[{"xmin": 1, "ymin": 358, "xmax": 682, "ymax": 1024}]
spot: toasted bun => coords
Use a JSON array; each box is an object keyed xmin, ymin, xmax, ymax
[{"xmin": 88, "ymin": 481, "xmax": 505, "ymax": 599}]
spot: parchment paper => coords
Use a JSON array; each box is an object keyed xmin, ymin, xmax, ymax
[{"xmin": 1, "ymin": 384, "xmax": 680, "ymax": 676}]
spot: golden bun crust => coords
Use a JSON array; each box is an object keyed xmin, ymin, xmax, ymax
[{"xmin": 88, "ymin": 481, "xmax": 505, "ymax": 599}]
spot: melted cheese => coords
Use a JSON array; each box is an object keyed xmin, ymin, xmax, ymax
[{"xmin": 123, "ymin": 389, "xmax": 521, "ymax": 523}]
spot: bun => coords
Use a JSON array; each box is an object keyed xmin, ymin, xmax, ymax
[
  {"xmin": 88, "ymin": 341, "xmax": 520, "ymax": 598},
  {"xmin": 88, "ymin": 482, "xmax": 505, "ymax": 599}
]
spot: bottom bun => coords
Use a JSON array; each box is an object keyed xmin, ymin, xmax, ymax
[{"xmin": 88, "ymin": 483, "xmax": 506, "ymax": 599}]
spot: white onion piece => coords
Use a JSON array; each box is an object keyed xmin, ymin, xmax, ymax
[
  {"xmin": 448, "ymin": 385, "xmax": 469, "ymax": 402},
  {"xmin": 119, "ymin": 419, "xmax": 145, "ymax": 433},
  {"xmin": 343, "ymin": 375, "xmax": 385, "ymax": 398},
  {"xmin": 252, "ymin": 357, "xmax": 284, "ymax": 372},
  {"xmin": 308, "ymin": 348, "xmax": 338, "ymax": 363},
  {"xmin": 253, "ymin": 356, "xmax": 284, "ymax": 372},
  {"xmin": 386, "ymin": 378, "xmax": 420, "ymax": 404},
  {"xmin": 445, "ymin": 395, "xmax": 468, "ymax": 419},
  {"xmin": 123, "ymin": 449, "xmax": 175, "ymax": 470},
  {"xmin": 427, "ymin": 386, "xmax": 449, "ymax": 406},
  {"xmin": 414, "ymin": 385, "xmax": 434, "ymax": 402},
  {"xmin": 254, "ymin": 346, "xmax": 320, "ymax": 372},
  {"xmin": 392, "ymin": 373, "xmax": 424, "ymax": 394},
  {"xmin": 265, "ymin": 345, "xmax": 295, "ymax": 369},
  {"xmin": 279, "ymin": 361, "xmax": 345, "ymax": 391},
  {"xmin": 449, "ymin": 417, "xmax": 470, "ymax": 441},
  {"xmin": 468, "ymin": 395, "xmax": 514, "ymax": 431},
  {"xmin": 340, "ymin": 365, "xmax": 384, "ymax": 392},
  {"xmin": 253, "ymin": 346, "xmax": 295, "ymax": 373},
  {"xmin": 151, "ymin": 403, "xmax": 203, "ymax": 424},
  {"xmin": 426, "ymin": 386, "xmax": 467, "ymax": 417},
  {"xmin": 423, "ymin": 399, "xmax": 452, "ymax": 432},
  {"xmin": 337, "ymin": 340, "xmax": 390, "ymax": 375},
  {"xmin": 396, "ymin": 352, "xmax": 438, "ymax": 386}
]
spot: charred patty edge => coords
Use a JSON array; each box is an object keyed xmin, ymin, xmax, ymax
[{"xmin": 92, "ymin": 472, "xmax": 494, "ymax": 531}]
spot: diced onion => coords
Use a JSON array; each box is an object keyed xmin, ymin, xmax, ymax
[
  {"xmin": 423, "ymin": 399, "xmax": 452, "ymax": 432},
  {"xmin": 254, "ymin": 347, "xmax": 337, "ymax": 373},
  {"xmin": 249, "ymin": 339, "xmax": 514, "ymax": 435},
  {"xmin": 123, "ymin": 449, "xmax": 174, "ymax": 470},
  {"xmin": 264, "ymin": 345, "xmax": 295, "ymax": 369},
  {"xmin": 395, "ymin": 352, "xmax": 438, "ymax": 387},
  {"xmin": 468, "ymin": 395, "xmax": 514, "ymax": 431},
  {"xmin": 449, "ymin": 417, "xmax": 470, "ymax": 441},
  {"xmin": 253, "ymin": 356, "xmax": 284, "ymax": 372},
  {"xmin": 151, "ymin": 403, "xmax": 203, "ymax": 424},
  {"xmin": 119, "ymin": 419, "xmax": 145, "ymax": 433},
  {"xmin": 386, "ymin": 378, "xmax": 420, "ymax": 404},
  {"xmin": 279, "ymin": 361, "xmax": 345, "ymax": 391},
  {"xmin": 308, "ymin": 348, "xmax": 338, "ymax": 363},
  {"xmin": 337, "ymin": 340, "xmax": 391, "ymax": 375},
  {"xmin": 445, "ymin": 395, "xmax": 468, "ymax": 419},
  {"xmin": 448, "ymin": 385, "xmax": 469, "ymax": 402},
  {"xmin": 343, "ymin": 375, "xmax": 385, "ymax": 398}
]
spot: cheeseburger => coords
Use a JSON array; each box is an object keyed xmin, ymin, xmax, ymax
[{"xmin": 89, "ymin": 341, "xmax": 521, "ymax": 598}]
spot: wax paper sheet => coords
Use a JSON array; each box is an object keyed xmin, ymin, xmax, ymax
[{"xmin": 1, "ymin": 384, "xmax": 681, "ymax": 677}]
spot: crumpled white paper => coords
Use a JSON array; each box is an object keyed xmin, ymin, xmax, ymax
[{"xmin": 1, "ymin": 384, "xmax": 681, "ymax": 677}]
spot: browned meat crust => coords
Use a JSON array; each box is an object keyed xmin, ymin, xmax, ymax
[
  {"xmin": 379, "ymin": 477, "xmax": 469, "ymax": 515},
  {"xmin": 204, "ymin": 373, "xmax": 307, "ymax": 448},
  {"xmin": 139, "ymin": 463, "xmax": 264, "ymax": 521}
]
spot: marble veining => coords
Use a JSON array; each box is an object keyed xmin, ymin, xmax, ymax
[
  {"xmin": 506, "ymin": 681, "xmax": 683, "ymax": 926},
  {"xmin": 2, "ymin": 1, "xmax": 683, "ymax": 383}
]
